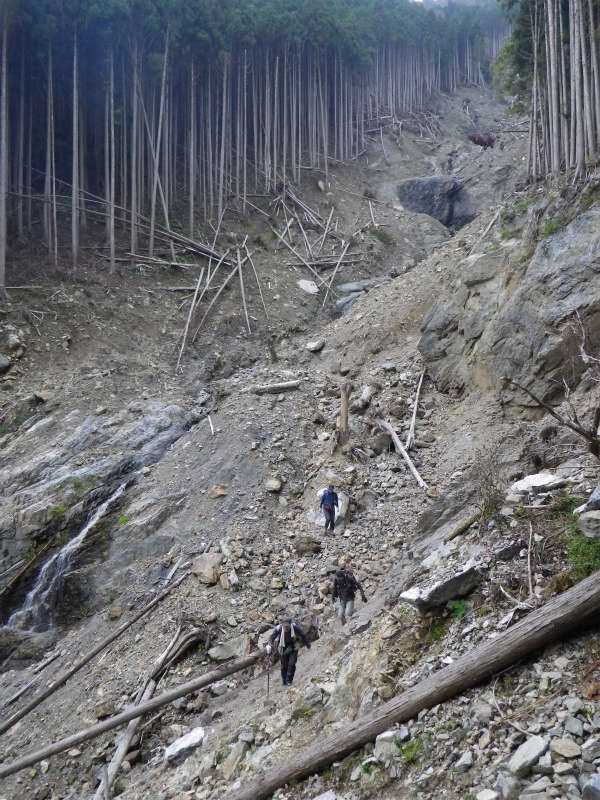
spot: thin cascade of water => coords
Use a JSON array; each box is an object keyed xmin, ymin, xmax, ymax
[{"xmin": 7, "ymin": 482, "xmax": 128, "ymax": 632}]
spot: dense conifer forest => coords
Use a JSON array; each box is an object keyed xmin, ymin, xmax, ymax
[
  {"xmin": 496, "ymin": 0, "xmax": 600, "ymax": 180},
  {"xmin": 0, "ymin": 0, "xmax": 506, "ymax": 296}
]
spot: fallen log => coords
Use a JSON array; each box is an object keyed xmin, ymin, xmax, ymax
[
  {"xmin": 443, "ymin": 510, "xmax": 482, "ymax": 543},
  {"xmin": 377, "ymin": 418, "xmax": 428, "ymax": 490},
  {"xmin": 94, "ymin": 617, "xmax": 208, "ymax": 799},
  {"xmin": 242, "ymin": 380, "xmax": 300, "ymax": 395},
  {"xmin": 0, "ymin": 650, "xmax": 263, "ymax": 778},
  {"xmin": 229, "ymin": 570, "xmax": 600, "ymax": 800},
  {"xmin": 0, "ymin": 572, "xmax": 190, "ymax": 736},
  {"xmin": 405, "ymin": 370, "xmax": 425, "ymax": 450}
]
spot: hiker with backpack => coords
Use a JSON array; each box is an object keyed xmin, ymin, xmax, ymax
[
  {"xmin": 266, "ymin": 618, "xmax": 311, "ymax": 686},
  {"xmin": 332, "ymin": 568, "xmax": 367, "ymax": 626},
  {"xmin": 320, "ymin": 484, "xmax": 339, "ymax": 532}
]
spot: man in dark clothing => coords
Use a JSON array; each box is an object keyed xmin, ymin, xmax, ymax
[
  {"xmin": 332, "ymin": 568, "xmax": 367, "ymax": 626},
  {"xmin": 320, "ymin": 484, "xmax": 339, "ymax": 532},
  {"xmin": 266, "ymin": 619, "xmax": 311, "ymax": 685}
]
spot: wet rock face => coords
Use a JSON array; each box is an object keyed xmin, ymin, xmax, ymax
[
  {"xmin": 418, "ymin": 204, "xmax": 600, "ymax": 395},
  {"xmin": 0, "ymin": 401, "xmax": 199, "ymax": 627},
  {"xmin": 396, "ymin": 177, "xmax": 473, "ymax": 230}
]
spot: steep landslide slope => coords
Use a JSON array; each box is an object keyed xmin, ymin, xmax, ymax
[{"xmin": 5, "ymin": 91, "xmax": 600, "ymax": 800}]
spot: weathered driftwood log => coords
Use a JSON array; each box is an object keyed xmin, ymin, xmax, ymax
[
  {"xmin": 377, "ymin": 418, "xmax": 428, "ymax": 489},
  {"xmin": 0, "ymin": 650, "xmax": 264, "ymax": 778},
  {"xmin": 228, "ymin": 570, "xmax": 600, "ymax": 800},
  {"xmin": 242, "ymin": 380, "xmax": 300, "ymax": 395},
  {"xmin": 0, "ymin": 572, "xmax": 190, "ymax": 736}
]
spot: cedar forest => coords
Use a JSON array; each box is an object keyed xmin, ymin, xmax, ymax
[{"xmin": 0, "ymin": 0, "xmax": 506, "ymax": 301}]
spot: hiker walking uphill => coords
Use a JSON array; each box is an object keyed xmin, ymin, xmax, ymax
[
  {"xmin": 320, "ymin": 484, "xmax": 339, "ymax": 532},
  {"xmin": 266, "ymin": 619, "xmax": 311, "ymax": 686},
  {"xmin": 332, "ymin": 568, "xmax": 367, "ymax": 626}
]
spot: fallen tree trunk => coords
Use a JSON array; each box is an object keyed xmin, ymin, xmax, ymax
[
  {"xmin": 228, "ymin": 571, "xmax": 600, "ymax": 800},
  {"xmin": 0, "ymin": 572, "xmax": 189, "ymax": 736},
  {"xmin": 377, "ymin": 418, "xmax": 428, "ymax": 490},
  {"xmin": 242, "ymin": 380, "xmax": 300, "ymax": 395},
  {"xmin": 0, "ymin": 650, "xmax": 263, "ymax": 778},
  {"xmin": 93, "ymin": 617, "xmax": 208, "ymax": 799}
]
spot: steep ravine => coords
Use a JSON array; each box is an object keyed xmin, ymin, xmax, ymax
[{"xmin": 2, "ymin": 88, "xmax": 600, "ymax": 800}]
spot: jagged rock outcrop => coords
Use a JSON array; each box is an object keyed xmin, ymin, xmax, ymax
[{"xmin": 419, "ymin": 203, "xmax": 600, "ymax": 396}]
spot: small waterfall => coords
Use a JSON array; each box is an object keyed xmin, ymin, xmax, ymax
[{"xmin": 8, "ymin": 483, "xmax": 128, "ymax": 632}]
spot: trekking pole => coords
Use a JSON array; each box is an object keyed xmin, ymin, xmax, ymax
[{"xmin": 265, "ymin": 650, "xmax": 271, "ymax": 698}]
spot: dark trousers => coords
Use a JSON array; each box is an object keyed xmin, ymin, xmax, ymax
[
  {"xmin": 280, "ymin": 648, "xmax": 298, "ymax": 685},
  {"xmin": 323, "ymin": 506, "xmax": 336, "ymax": 531}
]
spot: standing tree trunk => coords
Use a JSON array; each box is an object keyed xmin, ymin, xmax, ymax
[
  {"xmin": 189, "ymin": 61, "xmax": 195, "ymax": 236},
  {"xmin": 149, "ymin": 26, "xmax": 169, "ymax": 258},
  {"xmin": 109, "ymin": 48, "xmax": 116, "ymax": 274},
  {"xmin": 130, "ymin": 41, "xmax": 139, "ymax": 263},
  {"xmin": 71, "ymin": 31, "xmax": 79, "ymax": 270},
  {"xmin": 0, "ymin": 15, "xmax": 7, "ymax": 302}
]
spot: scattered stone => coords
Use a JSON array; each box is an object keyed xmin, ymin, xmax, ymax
[
  {"xmin": 583, "ymin": 773, "xmax": 600, "ymax": 799},
  {"xmin": 94, "ymin": 701, "xmax": 116, "ymax": 720},
  {"xmin": 209, "ymin": 484, "xmax": 228, "ymax": 499},
  {"xmin": 33, "ymin": 390, "xmax": 53, "ymax": 403},
  {"xmin": 164, "ymin": 727, "xmax": 205, "ymax": 764},
  {"xmin": 494, "ymin": 772, "xmax": 520, "ymax": 800},
  {"xmin": 192, "ymin": 553, "xmax": 224, "ymax": 585},
  {"xmin": 265, "ymin": 478, "xmax": 282, "ymax": 493},
  {"xmin": 297, "ymin": 279, "xmax": 319, "ymax": 295},
  {"xmin": 295, "ymin": 536, "xmax": 322, "ymax": 555},
  {"xmin": 311, "ymin": 792, "xmax": 338, "ymax": 800},
  {"xmin": 550, "ymin": 738, "xmax": 581, "ymax": 758},
  {"xmin": 108, "ymin": 606, "xmax": 122, "ymax": 620},
  {"xmin": 476, "ymin": 791, "xmax": 499, "ymax": 800},
  {"xmin": 222, "ymin": 740, "xmax": 249, "ymax": 780},
  {"xmin": 509, "ymin": 472, "xmax": 567, "ymax": 496},
  {"xmin": 582, "ymin": 485, "xmax": 600, "ymax": 512},
  {"xmin": 306, "ymin": 340, "xmax": 325, "ymax": 353},
  {"xmin": 507, "ymin": 736, "xmax": 548, "ymax": 777},
  {"xmin": 374, "ymin": 730, "xmax": 399, "ymax": 762},
  {"xmin": 207, "ymin": 634, "xmax": 252, "ymax": 662},
  {"xmin": 579, "ymin": 511, "xmax": 600, "ymax": 540},
  {"xmin": 455, "ymin": 750, "xmax": 474, "ymax": 772},
  {"xmin": 0, "ymin": 355, "xmax": 11, "ymax": 374},
  {"xmin": 565, "ymin": 716, "xmax": 584, "ymax": 738}
]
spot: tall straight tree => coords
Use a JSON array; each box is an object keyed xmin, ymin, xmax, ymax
[
  {"xmin": 0, "ymin": 7, "xmax": 7, "ymax": 302},
  {"xmin": 71, "ymin": 30, "xmax": 79, "ymax": 270}
]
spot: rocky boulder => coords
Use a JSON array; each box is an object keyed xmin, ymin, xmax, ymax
[
  {"xmin": 164, "ymin": 726, "xmax": 205, "ymax": 764},
  {"xmin": 306, "ymin": 488, "xmax": 350, "ymax": 532},
  {"xmin": 400, "ymin": 565, "xmax": 481, "ymax": 612},
  {"xmin": 396, "ymin": 176, "xmax": 473, "ymax": 230},
  {"xmin": 207, "ymin": 634, "xmax": 252, "ymax": 662},
  {"xmin": 192, "ymin": 553, "xmax": 224, "ymax": 585}
]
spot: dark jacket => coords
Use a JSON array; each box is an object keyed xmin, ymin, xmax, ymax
[
  {"xmin": 268, "ymin": 621, "xmax": 311, "ymax": 652},
  {"xmin": 333, "ymin": 570, "xmax": 366, "ymax": 603},
  {"xmin": 320, "ymin": 490, "xmax": 339, "ymax": 510}
]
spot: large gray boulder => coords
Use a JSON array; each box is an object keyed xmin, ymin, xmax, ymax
[
  {"xmin": 396, "ymin": 176, "xmax": 473, "ymax": 230},
  {"xmin": 164, "ymin": 727, "xmax": 205, "ymax": 764},
  {"xmin": 400, "ymin": 565, "xmax": 480, "ymax": 612},
  {"xmin": 418, "ymin": 204, "xmax": 600, "ymax": 397}
]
